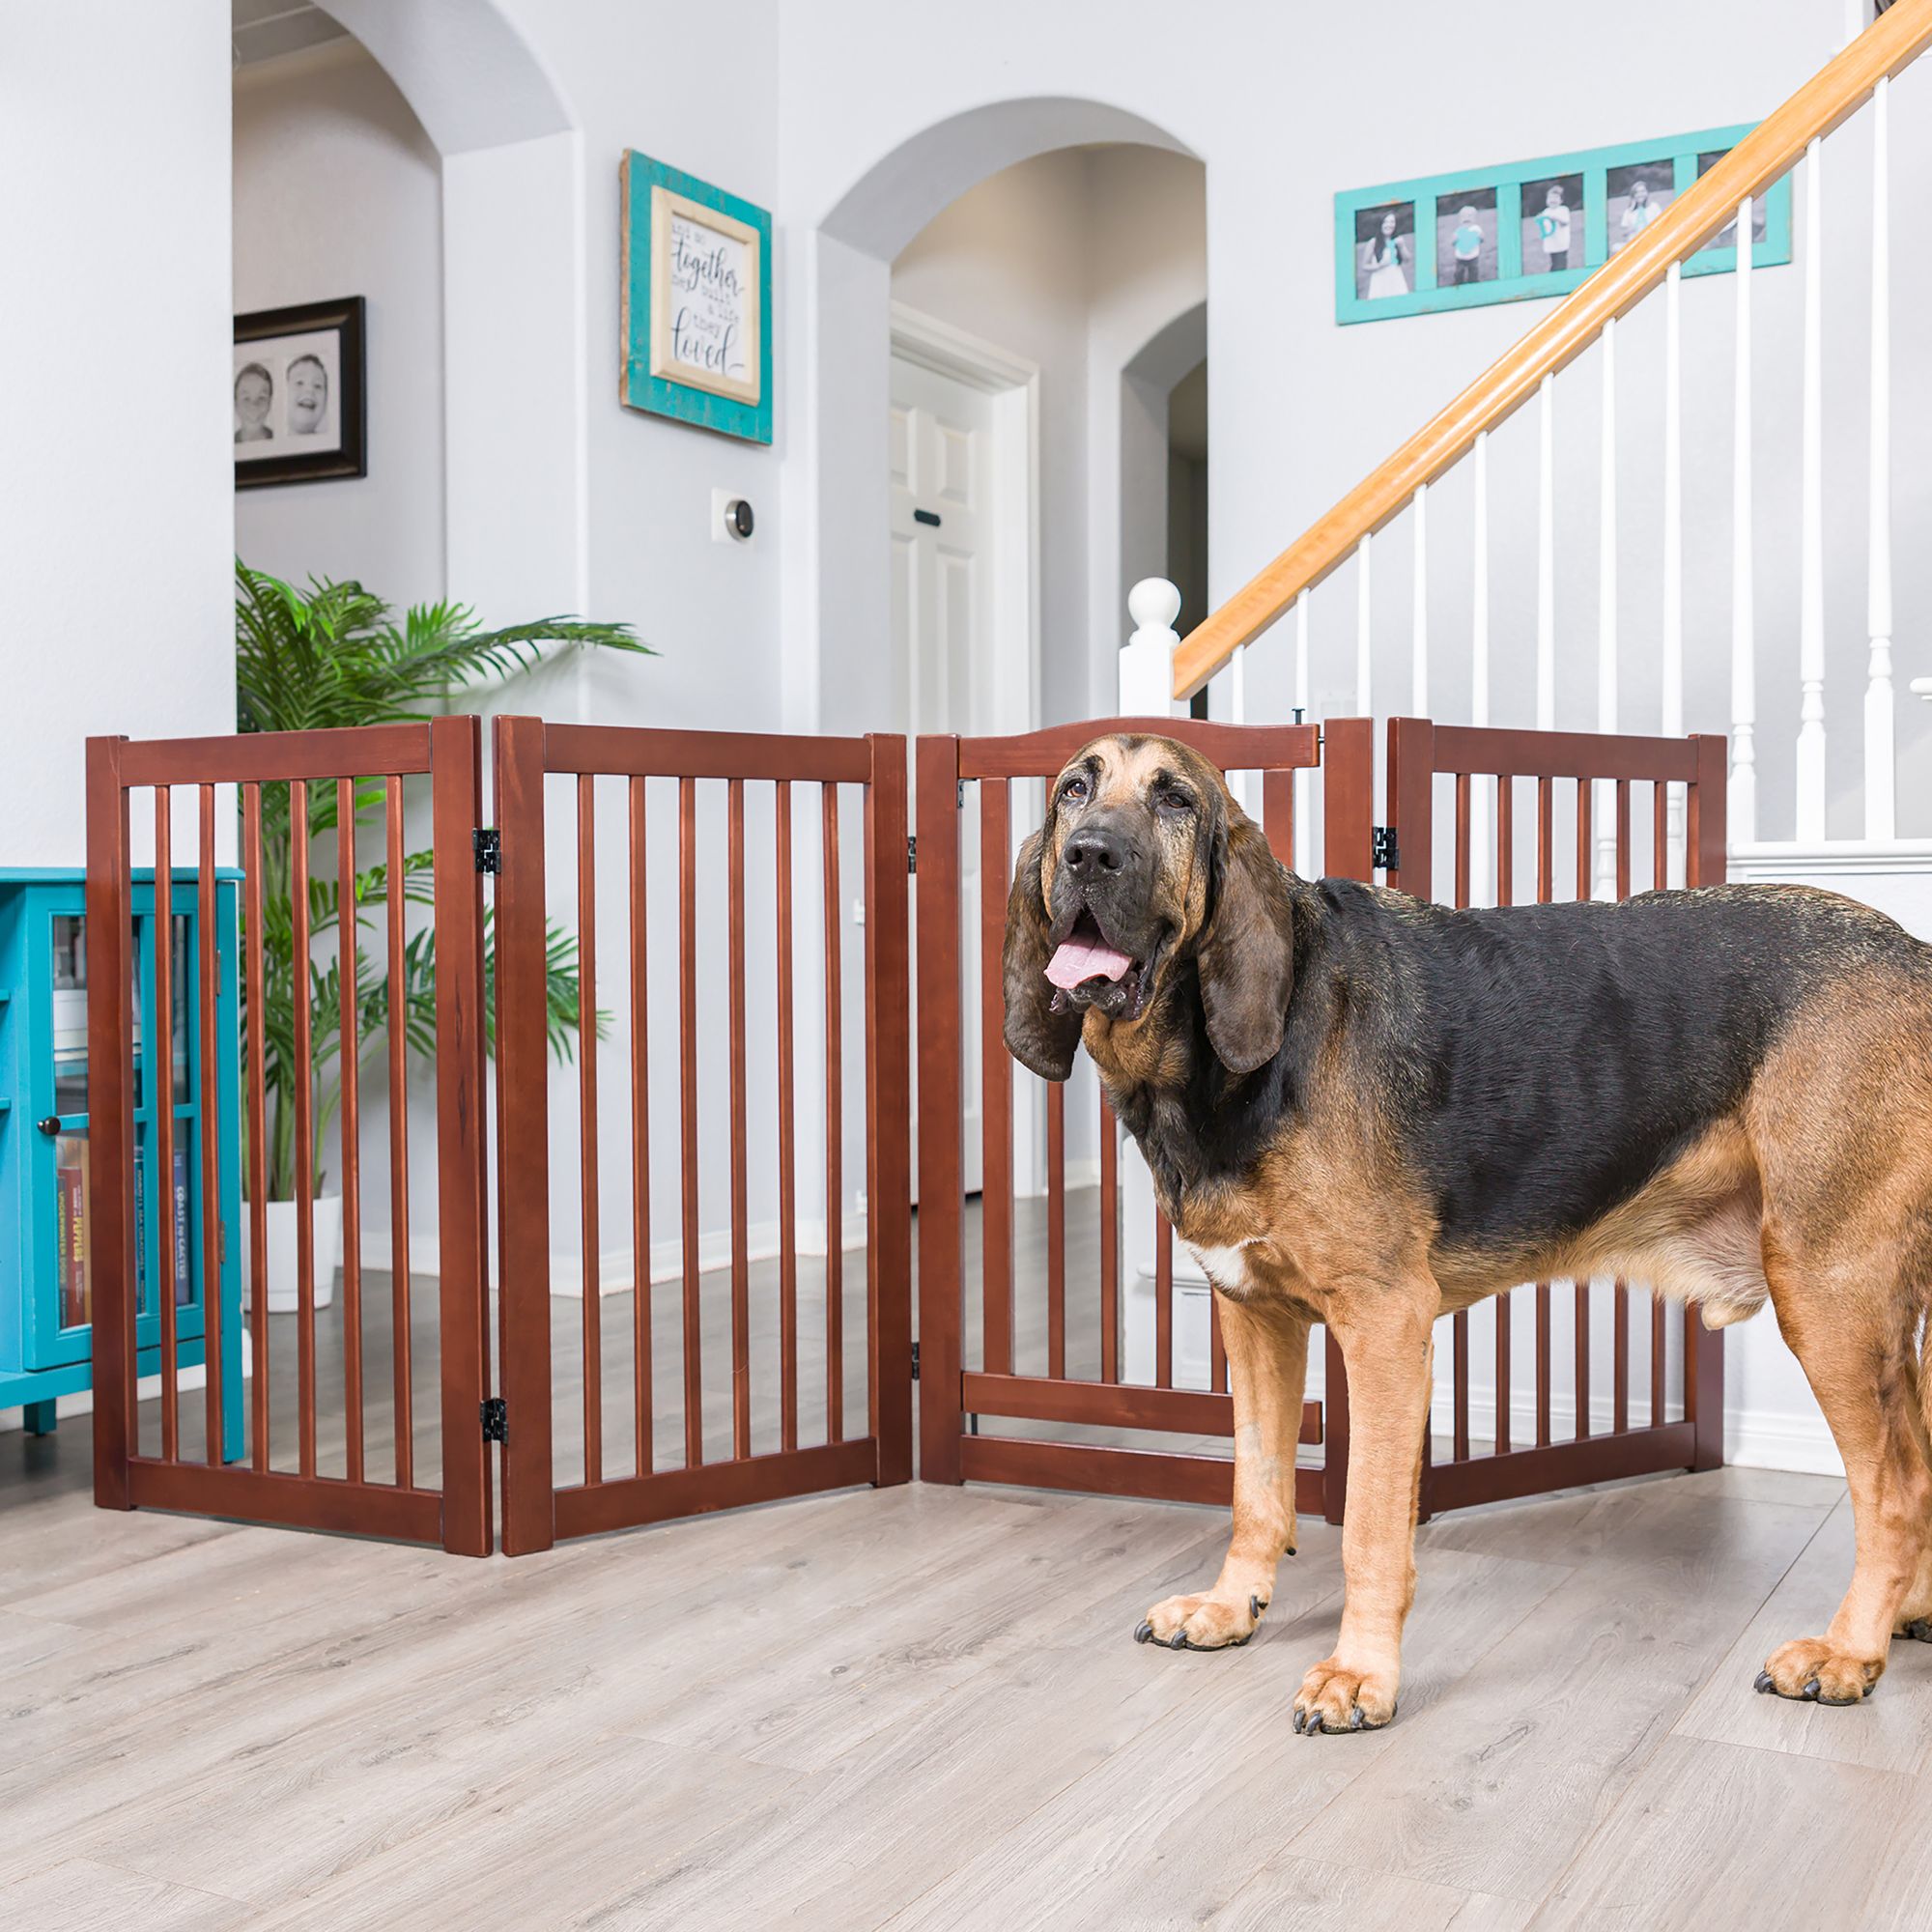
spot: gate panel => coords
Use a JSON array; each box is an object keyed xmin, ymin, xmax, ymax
[
  {"xmin": 492, "ymin": 720, "xmax": 911, "ymax": 1555},
  {"xmin": 1382, "ymin": 717, "xmax": 1728, "ymax": 1514},
  {"xmin": 85, "ymin": 721, "xmax": 492, "ymax": 1552},
  {"xmin": 917, "ymin": 716, "xmax": 1335, "ymax": 1512}
]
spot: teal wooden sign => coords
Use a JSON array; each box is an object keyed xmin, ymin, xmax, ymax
[
  {"xmin": 1335, "ymin": 124, "xmax": 1792, "ymax": 325},
  {"xmin": 621, "ymin": 150, "xmax": 773, "ymax": 443}
]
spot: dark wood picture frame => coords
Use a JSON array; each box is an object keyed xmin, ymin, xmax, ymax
[{"xmin": 233, "ymin": 296, "xmax": 367, "ymax": 489}]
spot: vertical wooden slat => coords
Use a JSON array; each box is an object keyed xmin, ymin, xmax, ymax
[
  {"xmin": 1454, "ymin": 773, "xmax": 1471, "ymax": 908},
  {"xmin": 335, "ymin": 780, "xmax": 363, "ymax": 1484},
  {"xmin": 1536, "ymin": 778, "xmax": 1553, "ymax": 903},
  {"xmin": 154, "ymin": 789, "xmax": 179, "ymax": 1463},
  {"xmin": 1209, "ymin": 1284, "xmax": 1227, "ymax": 1395},
  {"xmin": 86, "ymin": 736, "xmax": 135, "ymax": 1511},
  {"xmin": 384, "ymin": 778, "xmax": 412, "ymax": 1488},
  {"xmin": 1652, "ymin": 1289, "xmax": 1668, "ymax": 1425},
  {"xmin": 1153, "ymin": 1210, "xmax": 1173, "ymax": 1390},
  {"xmin": 628, "ymin": 777, "xmax": 652, "ymax": 1476},
  {"xmin": 1453, "ymin": 1310, "xmax": 1470, "ymax": 1463},
  {"xmin": 429, "ymin": 716, "xmax": 492, "ymax": 1554},
  {"xmin": 289, "ymin": 780, "xmax": 317, "ymax": 1478},
  {"xmin": 979, "ymin": 781, "xmax": 1013, "ymax": 1376},
  {"xmin": 774, "ymin": 781, "xmax": 797, "ymax": 1454},
  {"xmin": 1046, "ymin": 1081, "xmax": 1065, "ymax": 1381},
  {"xmin": 822, "ymin": 781, "xmax": 845, "ymax": 1445},
  {"xmin": 1495, "ymin": 1294, "xmax": 1513, "ymax": 1458},
  {"xmin": 1615, "ymin": 780, "xmax": 1632, "ymax": 900},
  {"xmin": 1098, "ymin": 1093, "xmax": 1119, "ymax": 1385},
  {"xmin": 727, "ymin": 778, "xmax": 750, "ymax": 1461},
  {"xmin": 678, "ymin": 776, "xmax": 703, "ymax": 1466},
  {"xmin": 864, "ymin": 735, "xmax": 914, "ymax": 1488},
  {"xmin": 492, "ymin": 716, "xmax": 554, "ymax": 1556},
  {"xmin": 1536, "ymin": 1284, "xmax": 1552, "ymax": 1448},
  {"xmin": 1614, "ymin": 1284, "xmax": 1631, "ymax": 1435},
  {"xmin": 578, "ymin": 775, "xmax": 602, "ymax": 1485},
  {"xmin": 913, "ymin": 740, "xmax": 963, "ymax": 1483},
  {"xmin": 198, "ymin": 787, "xmax": 224, "ymax": 1464},
  {"xmin": 1687, "ymin": 735, "xmax": 1729, "ymax": 1472},
  {"xmin": 1653, "ymin": 781, "xmax": 1669, "ymax": 898},
  {"xmin": 244, "ymin": 783, "xmax": 271, "ymax": 1473},
  {"xmin": 1262, "ymin": 768, "xmax": 1293, "ymax": 866}
]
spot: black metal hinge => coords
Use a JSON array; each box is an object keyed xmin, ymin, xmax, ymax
[
  {"xmin": 473, "ymin": 828, "xmax": 501, "ymax": 874},
  {"xmin": 1371, "ymin": 826, "xmax": 1400, "ymax": 872},
  {"xmin": 911, "ymin": 1342, "xmax": 921, "ymax": 1381},
  {"xmin": 906, "ymin": 835, "xmax": 917, "ymax": 875},
  {"xmin": 480, "ymin": 1396, "xmax": 508, "ymax": 1442}
]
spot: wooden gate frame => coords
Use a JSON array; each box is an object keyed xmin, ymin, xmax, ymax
[
  {"xmin": 1373, "ymin": 716, "xmax": 1727, "ymax": 1512},
  {"xmin": 491, "ymin": 718, "xmax": 913, "ymax": 1556},
  {"xmin": 915, "ymin": 715, "xmax": 1343, "ymax": 1513},
  {"xmin": 86, "ymin": 719, "xmax": 494, "ymax": 1554}
]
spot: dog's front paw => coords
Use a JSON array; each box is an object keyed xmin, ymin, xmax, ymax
[
  {"xmin": 1292, "ymin": 1655, "xmax": 1397, "ymax": 1734},
  {"xmin": 1134, "ymin": 1589, "xmax": 1264, "ymax": 1652},
  {"xmin": 1753, "ymin": 1636, "xmax": 1882, "ymax": 1704}
]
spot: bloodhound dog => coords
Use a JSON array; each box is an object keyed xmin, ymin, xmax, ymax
[{"xmin": 1004, "ymin": 731, "xmax": 1932, "ymax": 1734}]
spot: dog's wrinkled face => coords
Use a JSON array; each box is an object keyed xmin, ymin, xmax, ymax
[
  {"xmin": 1037, "ymin": 736, "xmax": 1220, "ymax": 1025},
  {"xmin": 1003, "ymin": 734, "xmax": 1295, "ymax": 1084}
]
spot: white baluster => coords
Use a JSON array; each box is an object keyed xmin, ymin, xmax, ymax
[
  {"xmin": 1293, "ymin": 589, "xmax": 1313, "ymax": 876},
  {"xmin": 1411, "ymin": 484, "xmax": 1429, "ymax": 714},
  {"xmin": 1471, "ymin": 429, "xmax": 1492, "ymax": 902},
  {"xmin": 1596, "ymin": 320, "xmax": 1618, "ymax": 900},
  {"xmin": 1537, "ymin": 373, "xmax": 1555, "ymax": 731},
  {"xmin": 1796, "ymin": 139, "xmax": 1827, "ymax": 841},
  {"xmin": 1121, "ymin": 577, "xmax": 1181, "ymax": 717},
  {"xmin": 1662, "ymin": 261, "xmax": 1685, "ymax": 884},
  {"xmin": 1356, "ymin": 530, "xmax": 1373, "ymax": 716},
  {"xmin": 1865, "ymin": 77, "xmax": 1894, "ymax": 839},
  {"xmin": 1731, "ymin": 196, "xmax": 1757, "ymax": 844}
]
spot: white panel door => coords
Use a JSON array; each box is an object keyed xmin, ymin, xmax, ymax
[{"xmin": 892, "ymin": 354, "xmax": 994, "ymax": 1197}]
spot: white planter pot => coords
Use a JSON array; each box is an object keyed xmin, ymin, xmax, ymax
[{"xmin": 243, "ymin": 1196, "xmax": 342, "ymax": 1314}]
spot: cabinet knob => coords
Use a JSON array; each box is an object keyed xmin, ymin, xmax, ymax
[{"xmin": 36, "ymin": 1116, "xmax": 61, "ymax": 1137}]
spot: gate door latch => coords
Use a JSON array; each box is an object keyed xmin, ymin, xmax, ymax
[
  {"xmin": 1371, "ymin": 826, "xmax": 1401, "ymax": 872},
  {"xmin": 480, "ymin": 1396, "xmax": 508, "ymax": 1443}
]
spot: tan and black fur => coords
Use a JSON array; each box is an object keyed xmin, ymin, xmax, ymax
[{"xmin": 1005, "ymin": 733, "xmax": 1932, "ymax": 1734}]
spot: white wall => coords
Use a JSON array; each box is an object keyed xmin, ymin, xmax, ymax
[
  {"xmin": 0, "ymin": 0, "xmax": 236, "ymax": 867},
  {"xmin": 233, "ymin": 42, "xmax": 445, "ymax": 607}
]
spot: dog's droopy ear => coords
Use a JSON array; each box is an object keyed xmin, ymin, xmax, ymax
[
  {"xmin": 1195, "ymin": 807, "xmax": 1294, "ymax": 1076},
  {"xmin": 1003, "ymin": 828, "xmax": 1082, "ymax": 1082}
]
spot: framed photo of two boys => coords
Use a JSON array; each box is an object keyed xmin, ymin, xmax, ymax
[{"xmin": 233, "ymin": 296, "xmax": 367, "ymax": 489}]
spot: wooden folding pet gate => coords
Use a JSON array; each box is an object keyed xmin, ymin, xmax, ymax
[{"xmin": 82, "ymin": 712, "xmax": 1723, "ymax": 1552}]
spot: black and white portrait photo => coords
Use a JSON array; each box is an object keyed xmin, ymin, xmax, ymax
[
  {"xmin": 233, "ymin": 297, "xmax": 366, "ymax": 489},
  {"xmin": 1521, "ymin": 173, "xmax": 1584, "ymax": 274},
  {"xmin": 1355, "ymin": 202, "xmax": 1416, "ymax": 300},
  {"xmin": 1436, "ymin": 187, "xmax": 1500, "ymax": 287},
  {"xmin": 1607, "ymin": 159, "xmax": 1675, "ymax": 252}
]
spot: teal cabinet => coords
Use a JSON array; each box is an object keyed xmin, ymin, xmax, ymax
[{"xmin": 0, "ymin": 868, "xmax": 243, "ymax": 1458}]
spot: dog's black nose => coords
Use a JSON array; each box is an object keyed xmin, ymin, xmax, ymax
[{"xmin": 1063, "ymin": 827, "xmax": 1127, "ymax": 877}]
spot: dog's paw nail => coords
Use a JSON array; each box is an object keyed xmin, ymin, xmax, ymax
[
  {"xmin": 1802, "ymin": 1677, "xmax": 1821, "ymax": 1701},
  {"xmin": 1167, "ymin": 1629, "xmax": 1188, "ymax": 1651},
  {"xmin": 1350, "ymin": 1707, "xmax": 1366, "ymax": 1730},
  {"xmin": 1249, "ymin": 1595, "xmax": 1264, "ymax": 1621},
  {"xmin": 1754, "ymin": 1670, "xmax": 1776, "ymax": 1694},
  {"xmin": 1134, "ymin": 1620, "xmax": 1153, "ymax": 1645},
  {"xmin": 1293, "ymin": 1708, "xmax": 1306, "ymax": 1734},
  {"xmin": 1305, "ymin": 1711, "xmax": 1325, "ymax": 1735}
]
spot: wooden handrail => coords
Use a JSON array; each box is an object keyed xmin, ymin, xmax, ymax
[{"xmin": 1173, "ymin": 0, "xmax": 1932, "ymax": 698}]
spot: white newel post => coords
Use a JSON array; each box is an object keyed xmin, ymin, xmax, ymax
[{"xmin": 1120, "ymin": 577, "xmax": 1210, "ymax": 1388}]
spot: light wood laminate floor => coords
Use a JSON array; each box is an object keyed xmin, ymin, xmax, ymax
[{"xmin": 4, "ymin": 1206, "xmax": 1929, "ymax": 1927}]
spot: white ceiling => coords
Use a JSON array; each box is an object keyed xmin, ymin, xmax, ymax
[{"xmin": 232, "ymin": 0, "xmax": 348, "ymax": 68}]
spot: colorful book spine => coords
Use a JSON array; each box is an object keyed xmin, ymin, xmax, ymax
[{"xmin": 173, "ymin": 1145, "xmax": 191, "ymax": 1306}]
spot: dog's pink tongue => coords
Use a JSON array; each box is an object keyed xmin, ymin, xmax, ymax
[{"xmin": 1045, "ymin": 932, "xmax": 1134, "ymax": 991}]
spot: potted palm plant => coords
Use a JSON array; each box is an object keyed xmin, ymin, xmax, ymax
[{"xmin": 236, "ymin": 562, "xmax": 645, "ymax": 1309}]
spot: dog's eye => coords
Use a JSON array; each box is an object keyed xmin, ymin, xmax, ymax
[
  {"xmin": 1060, "ymin": 775, "xmax": 1090, "ymax": 806},
  {"xmin": 1156, "ymin": 784, "xmax": 1194, "ymax": 812}
]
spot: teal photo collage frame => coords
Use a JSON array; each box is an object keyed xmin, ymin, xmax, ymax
[{"xmin": 1336, "ymin": 124, "xmax": 1792, "ymax": 325}]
